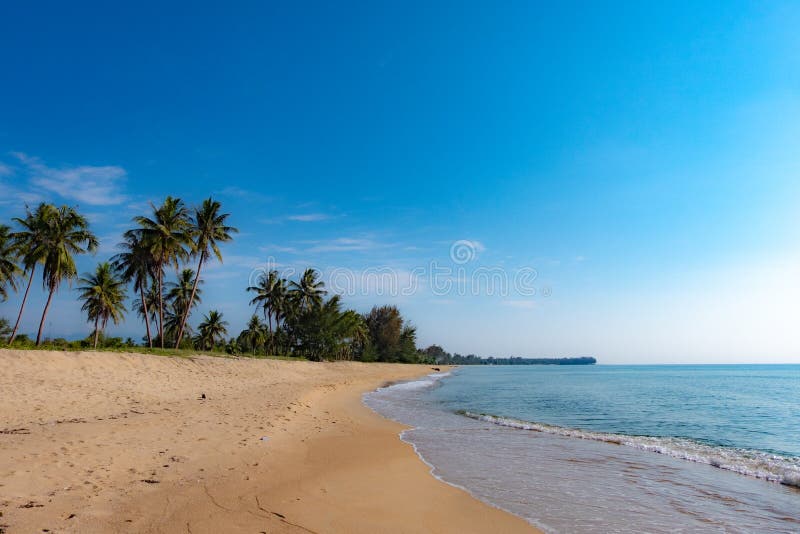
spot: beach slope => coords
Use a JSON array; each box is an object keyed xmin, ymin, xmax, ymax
[{"xmin": 0, "ymin": 350, "xmax": 536, "ymax": 533}]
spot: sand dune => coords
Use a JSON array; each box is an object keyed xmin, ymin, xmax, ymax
[{"xmin": 0, "ymin": 350, "xmax": 536, "ymax": 533}]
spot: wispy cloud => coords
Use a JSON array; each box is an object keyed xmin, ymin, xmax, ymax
[
  {"xmin": 306, "ymin": 237, "xmax": 378, "ymax": 253},
  {"xmin": 215, "ymin": 186, "xmax": 272, "ymax": 202},
  {"xmin": 203, "ymin": 253, "xmax": 265, "ymax": 269},
  {"xmin": 287, "ymin": 213, "xmax": 330, "ymax": 222},
  {"xmin": 0, "ymin": 162, "xmax": 13, "ymax": 176},
  {"xmin": 95, "ymin": 232, "xmax": 125, "ymax": 255},
  {"xmin": 14, "ymin": 152, "xmax": 127, "ymax": 206},
  {"xmin": 0, "ymin": 177, "xmax": 43, "ymax": 207},
  {"xmin": 259, "ymin": 244, "xmax": 300, "ymax": 254}
]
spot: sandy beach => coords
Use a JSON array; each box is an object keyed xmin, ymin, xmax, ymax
[{"xmin": 0, "ymin": 349, "xmax": 536, "ymax": 533}]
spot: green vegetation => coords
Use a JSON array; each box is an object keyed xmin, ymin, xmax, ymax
[
  {"xmin": 36, "ymin": 205, "xmax": 99, "ymax": 346},
  {"xmin": 77, "ymin": 262, "xmax": 128, "ymax": 348},
  {"xmin": 0, "ymin": 224, "xmax": 21, "ymax": 302},
  {"xmin": 130, "ymin": 196, "xmax": 194, "ymax": 349},
  {"xmin": 419, "ymin": 345, "xmax": 596, "ymax": 365},
  {"xmin": 4, "ymin": 203, "xmax": 99, "ymax": 346},
  {"xmin": 196, "ymin": 310, "xmax": 229, "ymax": 350},
  {"xmin": 112, "ymin": 231, "xmax": 156, "ymax": 347},
  {"xmin": 174, "ymin": 198, "xmax": 237, "ymax": 348},
  {"xmin": 243, "ymin": 267, "xmax": 422, "ymax": 362},
  {"xmin": 0, "ymin": 195, "xmax": 433, "ymax": 363},
  {"xmin": 0, "ymin": 317, "xmax": 11, "ymax": 339},
  {"xmin": 1, "ymin": 199, "xmax": 587, "ymax": 365}
]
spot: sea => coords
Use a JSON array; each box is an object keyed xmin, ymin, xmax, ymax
[{"xmin": 363, "ymin": 365, "xmax": 800, "ymax": 533}]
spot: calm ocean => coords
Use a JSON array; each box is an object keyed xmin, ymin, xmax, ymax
[{"xmin": 364, "ymin": 365, "xmax": 800, "ymax": 533}]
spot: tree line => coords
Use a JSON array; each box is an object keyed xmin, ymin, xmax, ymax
[
  {"xmin": 0, "ymin": 197, "xmax": 430, "ymax": 363},
  {"xmin": 420, "ymin": 345, "xmax": 596, "ymax": 365}
]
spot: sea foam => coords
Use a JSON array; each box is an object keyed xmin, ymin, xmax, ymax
[
  {"xmin": 375, "ymin": 371, "xmax": 452, "ymax": 392},
  {"xmin": 461, "ymin": 411, "xmax": 800, "ymax": 488}
]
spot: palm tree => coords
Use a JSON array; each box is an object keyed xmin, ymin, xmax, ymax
[
  {"xmin": 78, "ymin": 262, "xmax": 127, "ymax": 348},
  {"xmin": 133, "ymin": 283, "xmax": 159, "ymax": 344},
  {"xmin": 196, "ymin": 310, "xmax": 228, "ymax": 351},
  {"xmin": 36, "ymin": 205, "xmax": 98, "ymax": 345},
  {"xmin": 0, "ymin": 317, "xmax": 11, "ymax": 339},
  {"xmin": 174, "ymin": 198, "xmax": 237, "ymax": 348},
  {"xmin": 339, "ymin": 309, "xmax": 369, "ymax": 360},
  {"xmin": 112, "ymin": 232, "xmax": 155, "ymax": 347},
  {"xmin": 7, "ymin": 203, "xmax": 53, "ymax": 344},
  {"xmin": 290, "ymin": 295, "xmax": 369, "ymax": 361},
  {"xmin": 248, "ymin": 270, "xmax": 289, "ymax": 354},
  {"xmin": 289, "ymin": 268, "xmax": 327, "ymax": 312},
  {"xmin": 0, "ymin": 224, "xmax": 21, "ymax": 302},
  {"xmin": 240, "ymin": 314, "xmax": 266, "ymax": 355},
  {"xmin": 132, "ymin": 197, "xmax": 193, "ymax": 348},
  {"xmin": 163, "ymin": 302, "xmax": 190, "ymax": 345},
  {"xmin": 167, "ymin": 267, "xmax": 202, "ymax": 320},
  {"xmin": 247, "ymin": 269, "xmax": 280, "ymax": 331}
]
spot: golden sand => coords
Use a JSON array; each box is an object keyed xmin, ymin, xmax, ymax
[{"xmin": 0, "ymin": 350, "xmax": 537, "ymax": 533}]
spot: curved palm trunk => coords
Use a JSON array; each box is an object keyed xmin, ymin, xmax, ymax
[
  {"xmin": 35, "ymin": 287, "xmax": 55, "ymax": 346},
  {"xmin": 265, "ymin": 308, "xmax": 273, "ymax": 356},
  {"xmin": 157, "ymin": 262, "xmax": 165, "ymax": 349},
  {"xmin": 174, "ymin": 253, "xmax": 204, "ymax": 348},
  {"xmin": 93, "ymin": 317, "xmax": 100, "ymax": 349},
  {"xmin": 8, "ymin": 264, "xmax": 35, "ymax": 344},
  {"xmin": 140, "ymin": 285, "xmax": 153, "ymax": 348}
]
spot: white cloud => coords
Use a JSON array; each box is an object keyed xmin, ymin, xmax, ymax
[
  {"xmin": 215, "ymin": 186, "xmax": 271, "ymax": 202},
  {"xmin": 307, "ymin": 237, "xmax": 377, "ymax": 253},
  {"xmin": 259, "ymin": 244, "xmax": 299, "ymax": 254},
  {"xmin": 0, "ymin": 177, "xmax": 42, "ymax": 207},
  {"xmin": 203, "ymin": 253, "xmax": 265, "ymax": 269},
  {"xmin": 0, "ymin": 162, "xmax": 14, "ymax": 176},
  {"xmin": 287, "ymin": 213, "xmax": 331, "ymax": 222},
  {"xmin": 14, "ymin": 152, "xmax": 127, "ymax": 206},
  {"xmin": 95, "ymin": 232, "xmax": 125, "ymax": 255}
]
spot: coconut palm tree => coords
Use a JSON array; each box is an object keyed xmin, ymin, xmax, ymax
[
  {"xmin": 290, "ymin": 295, "xmax": 369, "ymax": 360},
  {"xmin": 163, "ymin": 302, "xmax": 190, "ymax": 345},
  {"xmin": 289, "ymin": 268, "xmax": 327, "ymax": 312},
  {"xmin": 0, "ymin": 317, "xmax": 11, "ymax": 339},
  {"xmin": 196, "ymin": 310, "xmax": 228, "ymax": 351},
  {"xmin": 132, "ymin": 197, "xmax": 193, "ymax": 348},
  {"xmin": 36, "ymin": 205, "xmax": 98, "ymax": 345},
  {"xmin": 133, "ymin": 283, "xmax": 159, "ymax": 344},
  {"xmin": 78, "ymin": 262, "xmax": 127, "ymax": 348},
  {"xmin": 174, "ymin": 198, "xmax": 237, "ymax": 348},
  {"xmin": 0, "ymin": 224, "xmax": 21, "ymax": 302},
  {"xmin": 7, "ymin": 203, "xmax": 53, "ymax": 344},
  {"xmin": 247, "ymin": 270, "xmax": 289, "ymax": 354},
  {"xmin": 112, "ymin": 232, "xmax": 155, "ymax": 347},
  {"xmin": 239, "ymin": 314, "xmax": 267, "ymax": 355},
  {"xmin": 167, "ymin": 268, "xmax": 202, "ymax": 320},
  {"xmin": 338, "ymin": 309, "xmax": 369, "ymax": 360},
  {"xmin": 247, "ymin": 269, "xmax": 280, "ymax": 330}
]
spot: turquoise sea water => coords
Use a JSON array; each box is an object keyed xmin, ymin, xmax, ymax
[{"xmin": 365, "ymin": 365, "xmax": 800, "ymax": 533}]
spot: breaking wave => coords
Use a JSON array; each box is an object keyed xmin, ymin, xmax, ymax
[
  {"xmin": 374, "ymin": 371, "xmax": 453, "ymax": 392},
  {"xmin": 461, "ymin": 411, "xmax": 800, "ymax": 488}
]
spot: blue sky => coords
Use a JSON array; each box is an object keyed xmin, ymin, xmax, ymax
[{"xmin": 1, "ymin": 1, "xmax": 800, "ymax": 363}]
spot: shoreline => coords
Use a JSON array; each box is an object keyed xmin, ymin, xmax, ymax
[{"xmin": 0, "ymin": 349, "xmax": 537, "ymax": 533}]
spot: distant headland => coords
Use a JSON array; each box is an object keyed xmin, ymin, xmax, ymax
[
  {"xmin": 482, "ymin": 356, "xmax": 597, "ymax": 365},
  {"xmin": 420, "ymin": 346, "xmax": 597, "ymax": 366}
]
